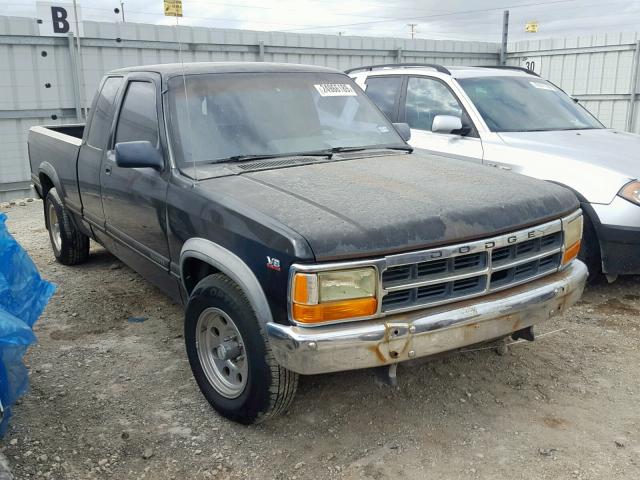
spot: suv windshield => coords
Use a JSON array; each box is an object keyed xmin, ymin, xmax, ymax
[
  {"xmin": 167, "ymin": 72, "xmax": 405, "ymax": 165},
  {"xmin": 458, "ymin": 76, "xmax": 603, "ymax": 132}
]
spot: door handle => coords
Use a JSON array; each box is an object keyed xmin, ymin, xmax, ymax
[{"xmin": 105, "ymin": 150, "xmax": 115, "ymax": 175}]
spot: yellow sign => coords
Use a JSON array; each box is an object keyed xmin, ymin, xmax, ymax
[
  {"xmin": 164, "ymin": 0, "xmax": 182, "ymax": 17},
  {"xmin": 525, "ymin": 21, "xmax": 539, "ymax": 33}
]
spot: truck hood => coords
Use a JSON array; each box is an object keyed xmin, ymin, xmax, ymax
[
  {"xmin": 201, "ymin": 152, "xmax": 578, "ymax": 261},
  {"xmin": 498, "ymin": 129, "xmax": 640, "ymax": 179}
]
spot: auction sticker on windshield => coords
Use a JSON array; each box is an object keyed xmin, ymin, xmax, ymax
[{"xmin": 314, "ymin": 84, "xmax": 357, "ymax": 96}]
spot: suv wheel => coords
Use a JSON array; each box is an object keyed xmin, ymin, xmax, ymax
[
  {"xmin": 45, "ymin": 188, "xmax": 90, "ymax": 265},
  {"xmin": 185, "ymin": 273, "xmax": 298, "ymax": 424}
]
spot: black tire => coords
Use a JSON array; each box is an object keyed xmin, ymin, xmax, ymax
[
  {"xmin": 44, "ymin": 188, "xmax": 90, "ymax": 265},
  {"xmin": 185, "ymin": 273, "xmax": 298, "ymax": 424},
  {"xmin": 578, "ymin": 214, "xmax": 602, "ymax": 283}
]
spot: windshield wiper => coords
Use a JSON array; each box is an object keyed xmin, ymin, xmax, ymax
[
  {"xmin": 382, "ymin": 145, "xmax": 414, "ymax": 152},
  {"xmin": 326, "ymin": 146, "xmax": 367, "ymax": 153},
  {"xmin": 211, "ymin": 151, "xmax": 333, "ymax": 163},
  {"xmin": 316, "ymin": 145, "xmax": 414, "ymax": 156},
  {"xmin": 205, "ymin": 144, "xmax": 413, "ymax": 164}
]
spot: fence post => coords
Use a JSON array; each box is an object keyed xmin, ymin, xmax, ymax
[
  {"xmin": 67, "ymin": 33, "xmax": 83, "ymax": 122},
  {"xmin": 500, "ymin": 10, "xmax": 509, "ymax": 65},
  {"xmin": 258, "ymin": 41, "xmax": 265, "ymax": 61},
  {"xmin": 626, "ymin": 40, "xmax": 640, "ymax": 132}
]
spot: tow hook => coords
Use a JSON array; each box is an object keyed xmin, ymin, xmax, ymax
[
  {"xmin": 384, "ymin": 322, "xmax": 413, "ymax": 359},
  {"xmin": 374, "ymin": 322, "xmax": 415, "ymax": 388},
  {"xmin": 512, "ymin": 326, "xmax": 535, "ymax": 342}
]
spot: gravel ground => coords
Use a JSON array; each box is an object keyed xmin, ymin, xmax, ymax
[
  {"xmin": 0, "ymin": 199, "xmax": 639, "ymax": 480},
  {"xmin": 0, "ymin": 452, "xmax": 13, "ymax": 479}
]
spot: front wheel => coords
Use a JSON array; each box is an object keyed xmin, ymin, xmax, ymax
[{"xmin": 185, "ymin": 273, "xmax": 298, "ymax": 424}]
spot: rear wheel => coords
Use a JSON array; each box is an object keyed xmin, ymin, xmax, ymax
[
  {"xmin": 45, "ymin": 188, "xmax": 90, "ymax": 265},
  {"xmin": 185, "ymin": 273, "xmax": 298, "ymax": 424}
]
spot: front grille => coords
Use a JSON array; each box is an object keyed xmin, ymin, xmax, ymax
[
  {"xmin": 381, "ymin": 224, "xmax": 564, "ymax": 313},
  {"xmin": 383, "ymin": 252, "xmax": 487, "ymax": 286}
]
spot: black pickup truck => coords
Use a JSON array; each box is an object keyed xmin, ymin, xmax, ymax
[{"xmin": 29, "ymin": 62, "xmax": 587, "ymax": 424}]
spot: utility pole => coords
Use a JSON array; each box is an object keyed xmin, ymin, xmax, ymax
[
  {"xmin": 500, "ymin": 10, "xmax": 509, "ymax": 65},
  {"xmin": 626, "ymin": 40, "xmax": 640, "ymax": 132},
  {"xmin": 71, "ymin": 0, "xmax": 87, "ymax": 118},
  {"xmin": 407, "ymin": 23, "xmax": 417, "ymax": 39}
]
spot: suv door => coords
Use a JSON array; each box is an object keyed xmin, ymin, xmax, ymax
[
  {"xmin": 401, "ymin": 76, "xmax": 483, "ymax": 163},
  {"xmin": 100, "ymin": 75, "xmax": 172, "ymax": 272}
]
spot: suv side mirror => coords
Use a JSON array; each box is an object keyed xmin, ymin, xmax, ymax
[
  {"xmin": 392, "ymin": 122, "xmax": 411, "ymax": 142},
  {"xmin": 115, "ymin": 141, "xmax": 163, "ymax": 170},
  {"xmin": 432, "ymin": 115, "xmax": 463, "ymax": 134}
]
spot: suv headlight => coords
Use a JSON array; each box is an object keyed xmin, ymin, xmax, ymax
[
  {"xmin": 561, "ymin": 212, "xmax": 583, "ymax": 265},
  {"xmin": 619, "ymin": 181, "xmax": 640, "ymax": 206},
  {"xmin": 291, "ymin": 267, "xmax": 377, "ymax": 324}
]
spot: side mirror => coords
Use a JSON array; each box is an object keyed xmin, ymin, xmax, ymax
[
  {"xmin": 392, "ymin": 122, "xmax": 411, "ymax": 142},
  {"xmin": 432, "ymin": 115, "xmax": 463, "ymax": 134},
  {"xmin": 572, "ymin": 97, "xmax": 580, "ymax": 103},
  {"xmin": 115, "ymin": 141, "xmax": 163, "ymax": 170}
]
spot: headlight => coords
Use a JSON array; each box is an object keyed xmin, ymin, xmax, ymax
[
  {"xmin": 619, "ymin": 181, "xmax": 640, "ymax": 206},
  {"xmin": 291, "ymin": 267, "xmax": 377, "ymax": 324},
  {"xmin": 561, "ymin": 212, "xmax": 583, "ymax": 265}
]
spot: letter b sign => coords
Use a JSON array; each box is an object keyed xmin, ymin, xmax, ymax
[
  {"xmin": 36, "ymin": 2, "xmax": 83, "ymax": 36},
  {"xmin": 51, "ymin": 6, "xmax": 69, "ymax": 33}
]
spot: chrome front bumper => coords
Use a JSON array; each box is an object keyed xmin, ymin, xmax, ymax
[{"xmin": 267, "ymin": 260, "xmax": 587, "ymax": 375}]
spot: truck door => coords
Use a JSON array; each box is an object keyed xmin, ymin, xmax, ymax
[
  {"xmin": 100, "ymin": 75, "xmax": 172, "ymax": 270},
  {"xmin": 400, "ymin": 76, "xmax": 483, "ymax": 163},
  {"xmin": 77, "ymin": 76, "xmax": 123, "ymax": 226}
]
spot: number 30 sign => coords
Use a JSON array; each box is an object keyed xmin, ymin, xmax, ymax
[{"xmin": 521, "ymin": 56, "xmax": 542, "ymax": 75}]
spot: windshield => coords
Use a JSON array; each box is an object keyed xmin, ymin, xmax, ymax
[
  {"xmin": 167, "ymin": 72, "xmax": 405, "ymax": 165},
  {"xmin": 458, "ymin": 76, "xmax": 603, "ymax": 132}
]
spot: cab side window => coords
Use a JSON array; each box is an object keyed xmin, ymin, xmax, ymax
[
  {"xmin": 115, "ymin": 82, "xmax": 159, "ymax": 147},
  {"xmin": 405, "ymin": 77, "xmax": 463, "ymax": 131},
  {"xmin": 87, "ymin": 77, "xmax": 122, "ymax": 148},
  {"xmin": 364, "ymin": 76, "xmax": 402, "ymax": 121}
]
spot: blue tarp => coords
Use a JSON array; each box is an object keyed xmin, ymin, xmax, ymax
[{"xmin": 0, "ymin": 212, "xmax": 56, "ymax": 437}]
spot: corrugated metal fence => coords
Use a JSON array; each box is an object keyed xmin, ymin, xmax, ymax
[
  {"xmin": 507, "ymin": 32, "xmax": 640, "ymax": 134},
  {"xmin": 1, "ymin": 15, "xmax": 639, "ymax": 202},
  {"xmin": 0, "ymin": 15, "xmax": 499, "ymax": 201}
]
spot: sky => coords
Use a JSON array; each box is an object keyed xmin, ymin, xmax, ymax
[{"xmin": 3, "ymin": 0, "xmax": 640, "ymax": 42}]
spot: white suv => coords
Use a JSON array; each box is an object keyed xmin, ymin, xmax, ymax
[{"xmin": 349, "ymin": 64, "xmax": 640, "ymax": 280}]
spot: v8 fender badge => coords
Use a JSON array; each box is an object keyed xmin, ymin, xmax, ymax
[{"xmin": 266, "ymin": 256, "xmax": 281, "ymax": 272}]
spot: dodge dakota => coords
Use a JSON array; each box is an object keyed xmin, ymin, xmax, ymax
[{"xmin": 28, "ymin": 62, "xmax": 587, "ymax": 424}]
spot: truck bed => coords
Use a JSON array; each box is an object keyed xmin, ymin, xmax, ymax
[
  {"xmin": 43, "ymin": 124, "xmax": 85, "ymax": 140},
  {"xmin": 28, "ymin": 124, "xmax": 85, "ymax": 210}
]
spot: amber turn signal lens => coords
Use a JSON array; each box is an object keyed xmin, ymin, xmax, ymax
[
  {"xmin": 292, "ymin": 273, "xmax": 316, "ymax": 304},
  {"xmin": 292, "ymin": 297, "xmax": 377, "ymax": 324},
  {"xmin": 562, "ymin": 240, "xmax": 581, "ymax": 265}
]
